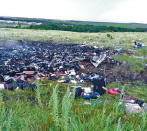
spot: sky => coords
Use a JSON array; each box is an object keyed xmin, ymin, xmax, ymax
[{"xmin": 0, "ymin": 0, "xmax": 147, "ymax": 23}]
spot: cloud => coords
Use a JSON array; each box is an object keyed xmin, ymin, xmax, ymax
[
  {"xmin": 102, "ymin": 0, "xmax": 147, "ymax": 23},
  {"xmin": 0, "ymin": 0, "xmax": 146, "ymax": 23}
]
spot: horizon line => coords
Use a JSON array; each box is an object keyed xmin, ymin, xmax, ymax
[{"xmin": 0, "ymin": 16, "xmax": 147, "ymax": 25}]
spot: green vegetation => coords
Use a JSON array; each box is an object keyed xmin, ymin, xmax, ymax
[
  {"xmin": 1, "ymin": 17, "xmax": 147, "ymax": 32},
  {"xmin": 0, "ymin": 25, "xmax": 146, "ymax": 130},
  {"xmin": 0, "ymin": 81, "xmax": 146, "ymax": 130},
  {"xmin": 0, "ymin": 21, "xmax": 30, "ymax": 29},
  {"xmin": 0, "ymin": 28, "xmax": 147, "ymax": 49},
  {"xmin": 28, "ymin": 20, "xmax": 147, "ymax": 32},
  {"xmin": 114, "ymin": 47, "xmax": 147, "ymax": 72},
  {"xmin": 114, "ymin": 50, "xmax": 147, "ymax": 72}
]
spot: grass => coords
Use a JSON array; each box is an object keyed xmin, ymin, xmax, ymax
[
  {"xmin": 0, "ymin": 22, "xmax": 29, "ymax": 28},
  {"xmin": 0, "ymin": 81, "xmax": 146, "ymax": 130},
  {"xmin": 114, "ymin": 47, "xmax": 147, "ymax": 72},
  {"xmin": 0, "ymin": 28, "xmax": 147, "ymax": 49},
  {"xmin": 0, "ymin": 28, "xmax": 147, "ymax": 130}
]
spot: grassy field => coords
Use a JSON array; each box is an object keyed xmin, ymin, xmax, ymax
[
  {"xmin": 0, "ymin": 28, "xmax": 147, "ymax": 130},
  {"xmin": 0, "ymin": 22, "xmax": 30, "ymax": 28},
  {"xmin": 0, "ymin": 28, "xmax": 147, "ymax": 48},
  {"xmin": 0, "ymin": 81, "xmax": 146, "ymax": 130}
]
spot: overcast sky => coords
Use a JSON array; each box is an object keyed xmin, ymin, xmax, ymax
[{"xmin": 0, "ymin": 0, "xmax": 147, "ymax": 23}]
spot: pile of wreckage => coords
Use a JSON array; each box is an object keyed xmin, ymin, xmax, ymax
[
  {"xmin": 0, "ymin": 40, "xmax": 118, "ymax": 90},
  {"xmin": 0, "ymin": 40, "xmax": 146, "ymax": 115}
]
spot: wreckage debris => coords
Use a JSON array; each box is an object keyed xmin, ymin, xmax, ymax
[
  {"xmin": 90, "ymin": 53, "xmax": 107, "ymax": 67},
  {"xmin": 0, "ymin": 40, "xmax": 120, "ymax": 91},
  {"xmin": 120, "ymin": 94, "xmax": 147, "ymax": 115},
  {"xmin": 0, "ymin": 40, "xmax": 146, "ymax": 115},
  {"xmin": 108, "ymin": 88, "xmax": 120, "ymax": 95},
  {"xmin": 134, "ymin": 41, "xmax": 142, "ymax": 48}
]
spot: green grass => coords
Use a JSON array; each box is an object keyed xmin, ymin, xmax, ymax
[
  {"xmin": 114, "ymin": 47, "xmax": 147, "ymax": 72},
  {"xmin": 0, "ymin": 22, "xmax": 30, "ymax": 28},
  {"xmin": 0, "ymin": 28, "xmax": 147, "ymax": 49},
  {"xmin": 0, "ymin": 28, "xmax": 147, "ymax": 130},
  {"xmin": 0, "ymin": 81, "xmax": 146, "ymax": 130}
]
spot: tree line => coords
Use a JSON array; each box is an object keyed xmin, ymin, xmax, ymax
[{"xmin": 27, "ymin": 22, "xmax": 147, "ymax": 32}]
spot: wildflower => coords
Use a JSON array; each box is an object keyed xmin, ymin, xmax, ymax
[{"xmin": 1, "ymin": 101, "xmax": 5, "ymax": 104}]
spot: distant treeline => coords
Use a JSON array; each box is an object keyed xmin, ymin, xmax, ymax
[
  {"xmin": 28, "ymin": 21, "xmax": 147, "ymax": 32},
  {"xmin": 1, "ymin": 17, "xmax": 147, "ymax": 32}
]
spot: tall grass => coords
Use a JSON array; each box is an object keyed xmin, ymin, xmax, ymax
[
  {"xmin": 49, "ymin": 85, "xmax": 59, "ymax": 130},
  {"xmin": 0, "ymin": 84, "xmax": 146, "ymax": 130},
  {"xmin": 61, "ymin": 88, "xmax": 75, "ymax": 130}
]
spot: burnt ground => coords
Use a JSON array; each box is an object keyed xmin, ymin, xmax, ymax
[
  {"xmin": 83, "ymin": 62, "xmax": 147, "ymax": 84},
  {"xmin": 0, "ymin": 40, "xmax": 146, "ymax": 86}
]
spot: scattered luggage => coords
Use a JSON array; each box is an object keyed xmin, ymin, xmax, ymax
[
  {"xmin": 125, "ymin": 103, "xmax": 142, "ymax": 115},
  {"xmin": 134, "ymin": 41, "xmax": 142, "ymax": 48},
  {"xmin": 108, "ymin": 88, "xmax": 120, "ymax": 95}
]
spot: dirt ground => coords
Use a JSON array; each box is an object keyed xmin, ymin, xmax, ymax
[{"xmin": 80, "ymin": 56, "xmax": 147, "ymax": 84}]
